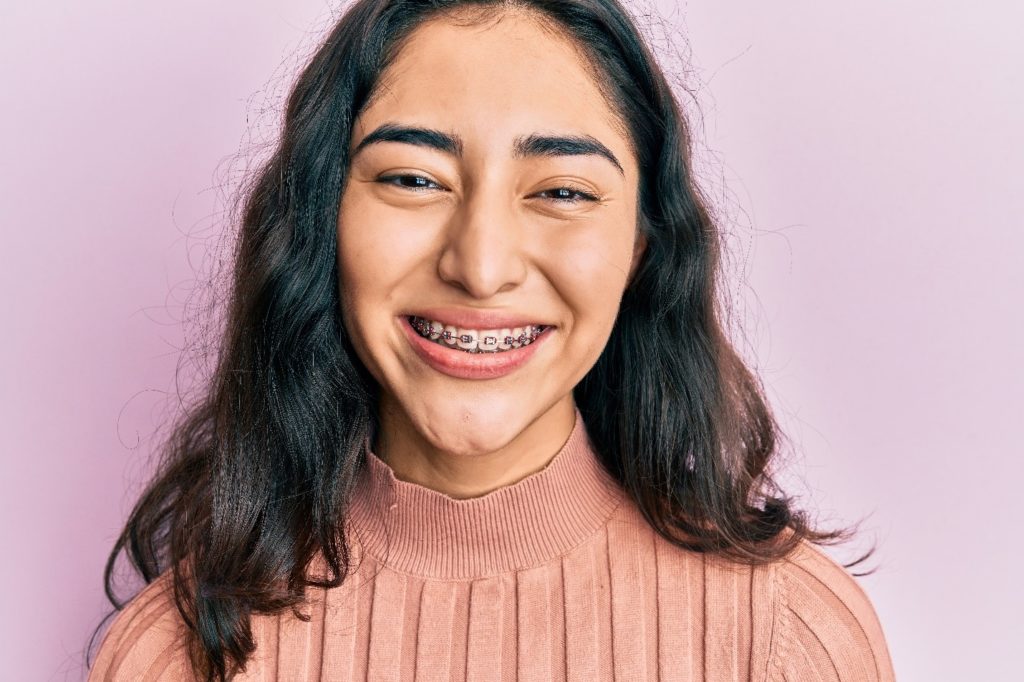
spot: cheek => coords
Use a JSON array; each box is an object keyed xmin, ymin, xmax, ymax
[
  {"xmin": 337, "ymin": 233, "xmax": 380, "ymax": 306},
  {"xmin": 336, "ymin": 193, "xmax": 422, "ymax": 310},
  {"xmin": 542, "ymin": 225, "xmax": 636, "ymax": 318},
  {"xmin": 338, "ymin": 192, "xmax": 378, "ymax": 275},
  {"xmin": 336, "ymin": 232, "xmax": 374, "ymax": 333}
]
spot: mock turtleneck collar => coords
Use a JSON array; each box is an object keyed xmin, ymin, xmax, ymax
[{"xmin": 346, "ymin": 408, "xmax": 626, "ymax": 579}]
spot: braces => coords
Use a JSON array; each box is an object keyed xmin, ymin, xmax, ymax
[{"xmin": 410, "ymin": 316, "xmax": 544, "ymax": 353}]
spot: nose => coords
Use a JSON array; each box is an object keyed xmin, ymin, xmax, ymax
[{"xmin": 436, "ymin": 188, "xmax": 528, "ymax": 298}]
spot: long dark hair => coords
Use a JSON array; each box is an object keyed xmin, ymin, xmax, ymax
[{"xmin": 91, "ymin": 0, "xmax": 874, "ymax": 678}]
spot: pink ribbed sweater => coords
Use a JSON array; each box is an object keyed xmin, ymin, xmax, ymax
[{"xmin": 89, "ymin": 410, "xmax": 895, "ymax": 681}]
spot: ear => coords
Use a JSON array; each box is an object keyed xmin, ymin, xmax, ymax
[{"xmin": 626, "ymin": 231, "xmax": 647, "ymax": 287}]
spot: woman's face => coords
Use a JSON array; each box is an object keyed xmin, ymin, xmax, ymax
[{"xmin": 337, "ymin": 10, "xmax": 644, "ymax": 458}]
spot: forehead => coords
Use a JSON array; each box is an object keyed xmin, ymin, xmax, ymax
[{"xmin": 353, "ymin": 11, "xmax": 632, "ymax": 164}]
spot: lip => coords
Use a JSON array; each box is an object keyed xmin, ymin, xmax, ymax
[
  {"xmin": 404, "ymin": 306, "xmax": 555, "ymax": 330},
  {"xmin": 400, "ymin": 315, "xmax": 553, "ymax": 380}
]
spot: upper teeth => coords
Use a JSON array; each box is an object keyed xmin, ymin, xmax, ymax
[{"xmin": 410, "ymin": 316, "xmax": 546, "ymax": 351}]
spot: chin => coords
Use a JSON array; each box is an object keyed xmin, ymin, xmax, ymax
[{"xmin": 410, "ymin": 397, "xmax": 537, "ymax": 458}]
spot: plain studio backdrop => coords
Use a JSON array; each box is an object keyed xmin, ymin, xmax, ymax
[{"xmin": 1, "ymin": 1, "xmax": 1020, "ymax": 679}]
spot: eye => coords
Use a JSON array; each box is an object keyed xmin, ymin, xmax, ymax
[
  {"xmin": 376, "ymin": 174, "xmax": 600, "ymax": 204},
  {"xmin": 377, "ymin": 174, "xmax": 444, "ymax": 192},
  {"xmin": 535, "ymin": 186, "xmax": 600, "ymax": 205}
]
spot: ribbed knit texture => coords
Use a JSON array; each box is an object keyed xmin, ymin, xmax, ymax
[{"xmin": 89, "ymin": 409, "xmax": 895, "ymax": 681}]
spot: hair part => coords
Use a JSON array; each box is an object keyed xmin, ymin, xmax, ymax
[{"xmin": 90, "ymin": 0, "xmax": 874, "ymax": 678}]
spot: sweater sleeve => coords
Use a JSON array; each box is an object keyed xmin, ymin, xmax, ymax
[
  {"xmin": 770, "ymin": 540, "xmax": 896, "ymax": 682},
  {"xmin": 88, "ymin": 573, "xmax": 196, "ymax": 681}
]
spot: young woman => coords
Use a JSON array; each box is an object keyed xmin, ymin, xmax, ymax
[{"xmin": 88, "ymin": 0, "xmax": 895, "ymax": 679}]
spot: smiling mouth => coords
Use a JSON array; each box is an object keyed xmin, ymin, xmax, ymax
[{"xmin": 407, "ymin": 315, "xmax": 551, "ymax": 353}]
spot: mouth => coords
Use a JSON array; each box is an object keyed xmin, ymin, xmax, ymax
[
  {"xmin": 399, "ymin": 315, "xmax": 555, "ymax": 380},
  {"xmin": 406, "ymin": 315, "xmax": 552, "ymax": 354}
]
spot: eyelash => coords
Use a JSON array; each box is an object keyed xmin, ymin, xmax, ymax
[{"xmin": 377, "ymin": 174, "xmax": 600, "ymax": 204}]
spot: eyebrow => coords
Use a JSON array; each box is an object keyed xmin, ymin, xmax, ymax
[{"xmin": 351, "ymin": 122, "xmax": 625, "ymax": 176}]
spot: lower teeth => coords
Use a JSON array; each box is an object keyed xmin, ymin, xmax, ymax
[{"xmin": 409, "ymin": 317, "xmax": 545, "ymax": 353}]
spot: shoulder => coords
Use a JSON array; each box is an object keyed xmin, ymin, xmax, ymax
[
  {"xmin": 88, "ymin": 573, "xmax": 196, "ymax": 681},
  {"xmin": 770, "ymin": 538, "xmax": 896, "ymax": 682}
]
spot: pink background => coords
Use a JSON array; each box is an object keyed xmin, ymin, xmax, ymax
[{"xmin": 2, "ymin": 1, "xmax": 1020, "ymax": 679}]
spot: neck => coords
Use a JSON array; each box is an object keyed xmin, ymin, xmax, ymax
[
  {"xmin": 372, "ymin": 394, "xmax": 577, "ymax": 499},
  {"xmin": 348, "ymin": 402, "xmax": 626, "ymax": 579}
]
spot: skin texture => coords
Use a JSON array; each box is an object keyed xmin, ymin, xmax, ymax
[{"xmin": 337, "ymin": 9, "xmax": 645, "ymax": 498}]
